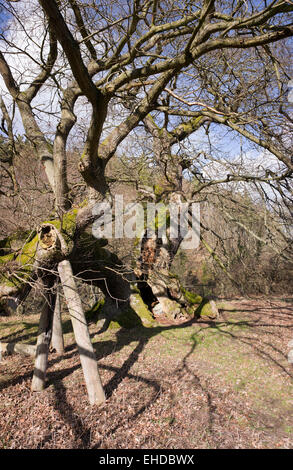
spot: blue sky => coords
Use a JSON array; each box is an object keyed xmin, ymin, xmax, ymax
[
  {"xmin": 0, "ymin": 0, "xmax": 290, "ymax": 175},
  {"xmin": 0, "ymin": 4, "xmax": 11, "ymax": 37}
]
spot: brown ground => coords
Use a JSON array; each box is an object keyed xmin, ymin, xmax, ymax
[{"xmin": 0, "ymin": 296, "xmax": 293, "ymax": 449}]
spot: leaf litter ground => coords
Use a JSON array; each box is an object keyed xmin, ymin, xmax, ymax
[{"xmin": 0, "ymin": 296, "xmax": 292, "ymax": 449}]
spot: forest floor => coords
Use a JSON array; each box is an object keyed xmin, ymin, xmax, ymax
[{"xmin": 0, "ymin": 296, "xmax": 293, "ymax": 449}]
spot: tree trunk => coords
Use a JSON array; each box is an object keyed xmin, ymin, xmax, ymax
[
  {"xmin": 31, "ymin": 276, "xmax": 56, "ymax": 392},
  {"xmin": 51, "ymin": 286, "xmax": 64, "ymax": 354},
  {"xmin": 136, "ymin": 234, "xmax": 220, "ymax": 321},
  {"xmin": 57, "ymin": 260, "xmax": 106, "ymax": 405},
  {"xmin": 137, "ymin": 233, "xmax": 189, "ymax": 320}
]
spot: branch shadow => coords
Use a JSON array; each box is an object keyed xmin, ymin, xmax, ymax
[{"xmin": 2, "ymin": 298, "xmax": 293, "ymax": 448}]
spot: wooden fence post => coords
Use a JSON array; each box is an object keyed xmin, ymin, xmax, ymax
[
  {"xmin": 31, "ymin": 281, "xmax": 55, "ymax": 391},
  {"xmin": 51, "ymin": 286, "xmax": 65, "ymax": 354},
  {"xmin": 58, "ymin": 260, "xmax": 106, "ymax": 405}
]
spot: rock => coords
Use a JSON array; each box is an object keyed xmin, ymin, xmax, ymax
[
  {"xmin": 152, "ymin": 303, "xmax": 164, "ymax": 316},
  {"xmin": 209, "ymin": 300, "xmax": 219, "ymax": 319}
]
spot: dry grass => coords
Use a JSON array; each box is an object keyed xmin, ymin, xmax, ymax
[{"xmin": 0, "ymin": 296, "xmax": 293, "ymax": 449}]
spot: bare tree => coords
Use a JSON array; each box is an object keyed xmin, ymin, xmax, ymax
[{"xmin": 0, "ymin": 0, "xmax": 292, "ymax": 402}]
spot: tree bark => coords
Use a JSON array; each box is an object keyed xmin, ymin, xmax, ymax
[
  {"xmin": 31, "ymin": 277, "xmax": 56, "ymax": 392},
  {"xmin": 51, "ymin": 286, "xmax": 64, "ymax": 354},
  {"xmin": 57, "ymin": 260, "xmax": 106, "ymax": 405},
  {"xmin": 53, "ymin": 86, "xmax": 79, "ymax": 212}
]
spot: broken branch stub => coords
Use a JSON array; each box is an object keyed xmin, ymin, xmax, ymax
[{"xmin": 36, "ymin": 223, "xmax": 69, "ymax": 267}]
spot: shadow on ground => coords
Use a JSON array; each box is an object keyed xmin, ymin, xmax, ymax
[{"xmin": 1, "ymin": 297, "xmax": 293, "ymax": 448}]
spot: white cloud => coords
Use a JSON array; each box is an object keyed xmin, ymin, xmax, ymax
[{"xmin": 0, "ymin": 0, "xmax": 91, "ymax": 141}]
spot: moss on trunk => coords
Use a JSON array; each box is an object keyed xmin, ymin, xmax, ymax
[
  {"xmin": 86, "ymin": 289, "xmax": 155, "ymax": 330},
  {"xmin": 0, "ymin": 209, "xmax": 79, "ymax": 304}
]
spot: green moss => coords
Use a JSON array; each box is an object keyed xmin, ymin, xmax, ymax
[
  {"xmin": 0, "ymin": 253, "xmax": 15, "ymax": 264},
  {"xmin": 107, "ymin": 321, "xmax": 121, "ymax": 329},
  {"xmin": 0, "ymin": 230, "xmax": 36, "ymax": 256},
  {"xmin": 17, "ymin": 234, "xmax": 38, "ymax": 266},
  {"xmin": 146, "ymin": 203, "xmax": 167, "ymax": 231},
  {"xmin": 44, "ymin": 209, "xmax": 78, "ymax": 244},
  {"xmin": 130, "ymin": 293, "xmax": 154, "ymax": 326},
  {"xmin": 169, "ymin": 272, "xmax": 179, "ymax": 280},
  {"xmin": 105, "ymin": 293, "xmax": 155, "ymax": 329},
  {"xmin": 41, "ymin": 209, "xmax": 78, "ymax": 254},
  {"xmin": 181, "ymin": 287, "xmax": 202, "ymax": 305},
  {"xmin": 61, "ymin": 209, "xmax": 78, "ymax": 237},
  {"xmin": 179, "ymin": 115, "xmax": 203, "ymax": 135},
  {"xmin": 130, "ymin": 284, "xmax": 140, "ymax": 294},
  {"xmin": 46, "ymin": 141, "xmax": 53, "ymax": 153},
  {"xmin": 154, "ymin": 184, "xmax": 164, "ymax": 197},
  {"xmin": 110, "ymin": 308, "xmax": 143, "ymax": 329},
  {"xmin": 0, "ymin": 231, "xmax": 39, "ymax": 289},
  {"xmin": 78, "ymin": 198, "xmax": 88, "ymax": 209},
  {"xmin": 80, "ymin": 148, "xmax": 87, "ymax": 161},
  {"xmin": 133, "ymin": 236, "xmax": 141, "ymax": 247},
  {"xmin": 195, "ymin": 299, "xmax": 216, "ymax": 317},
  {"xmin": 0, "ymin": 210, "xmax": 79, "ymax": 289}
]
